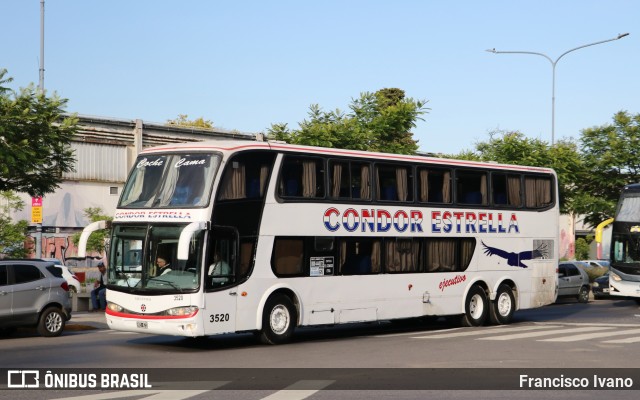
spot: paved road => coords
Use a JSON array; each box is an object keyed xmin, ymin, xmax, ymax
[{"xmin": 2, "ymin": 298, "xmax": 640, "ymax": 399}]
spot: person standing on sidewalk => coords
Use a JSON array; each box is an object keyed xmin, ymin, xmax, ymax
[{"xmin": 90, "ymin": 262, "xmax": 107, "ymax": 312}]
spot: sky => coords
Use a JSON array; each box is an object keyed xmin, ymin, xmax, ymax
[{"xmin": 2, "ymin": 0, "xmax": 638, "ymax": 155}]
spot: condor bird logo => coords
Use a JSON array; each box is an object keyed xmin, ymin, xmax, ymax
[{"xmin": 482, "ymin": 241, "xmax": 549, "ymax": 268}]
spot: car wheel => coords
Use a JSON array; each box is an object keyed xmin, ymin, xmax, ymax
[
  {"xmin": 69, "ymin": 286, "xmax": 77, "ymax": 294},
  {"xmin": 37, "ymin": 307, "xmax": 66, "ymax": 337},
  {"xmin": 259, "ymin": 294, "xmax": 296, "ymax": 345},
  {"xmin": 489, "ymin": 284, "xmax": 515, "ymax": 325},
  {"xmin": 577, "ymin": 286, "xmax": 590, "ymax": 303},
  {"xmin": 460, "ymin": 286, "xmax": 489, "ymax": 327}
]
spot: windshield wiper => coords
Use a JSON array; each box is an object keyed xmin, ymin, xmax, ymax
[{"xmin": 149, "ymin": 278, "xmax": 182, "ymax": 292}]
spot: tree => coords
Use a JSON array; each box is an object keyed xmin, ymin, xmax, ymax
[
  {"xmin": 166, "ymin": 114, "xmax": 214, "ymax": 129},
  {"xmin": 267, "ymin": 88, "xmax": 429, "ymax": 154},
  {"xmin": 574, "ymin": 237, "xmax": 591, "ymax": 260},
  {"xmin": 70, "ymin": 208, "xmax": 112, "ymax": 255},
  {"xmin": 0, "ymin": 191, "xmax": 30, "ymax": 258},
  {"xmin": 0, "ymin": 69, "xmax": 78, "ymax": 196},
  {"xmin": 452, "ymin": 130, "xmax": 583, "ymax": 215},
  {"xmin": 573, "ymin": 111, "xmax": 640, "ymax": 227}
]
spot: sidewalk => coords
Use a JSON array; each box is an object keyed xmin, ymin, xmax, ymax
[{"xmin": 66, "ymin": 311, "xmax": 109, "ymax": 331}]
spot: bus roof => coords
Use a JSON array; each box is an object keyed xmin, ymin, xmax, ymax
[{"xmin": 140, "ymin": 140, "xmax": 556, "ymax": 174}]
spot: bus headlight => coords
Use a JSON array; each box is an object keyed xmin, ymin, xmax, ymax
[
  {"xmin": 167, "ymin": 306, "xmax": 199, "ymax": 317},
  {"xmin": 107, "ymin": 302, "xmax": 124, "ymax": 313},
  {"xmin": 610, "ymin": 272, "xmax": 622, "ymax": 282}
]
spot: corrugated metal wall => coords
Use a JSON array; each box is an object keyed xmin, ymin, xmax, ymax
[{"xmin": 63, "ymin": 142, "xmax": 128, "ymax": 183}]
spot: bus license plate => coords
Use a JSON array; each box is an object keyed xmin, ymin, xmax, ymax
[{"xmin": 137, "ymin": 321, "xmax": 148, "ymax": 329}]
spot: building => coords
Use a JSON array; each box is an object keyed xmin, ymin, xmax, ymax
[{"xmin": 10, "ymin": 115, "xmax": 256, "ymax": 264}]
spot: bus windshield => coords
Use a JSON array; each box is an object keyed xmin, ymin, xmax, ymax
[
  {"xmin": 612, "ymin": 232, "xmax": 640, "ymax": 264},
  {"xmin": 108, "ymin": 224, "xmax": 204, "ymax": 293},
  {"xmin": 616, "ymin": 193, "xmax": 640, "ymax": 222},
  {"xmin": 119, "ymin": 153, "xmax": 221, "ymax": 208}
]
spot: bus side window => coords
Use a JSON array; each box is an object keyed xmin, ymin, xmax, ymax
[
  {"xmin": 340, "ymin": 239, "xmax": 380, "ymax": 275},
  {"xmin": 239, "ymin": 241, "xmax": 254, "ymax": 278},
  {"xmin": 278, "ymin": 157, "xmax": 325, "ymax": 199},
  {"xmin": 418, "ymin": 168, "xmax": 451, "ymax": 203},
  {"xmin": 456, "ymin": 170, "xmax": 487, "ymax": 205},
  {"xmin": 273, "ymin": 238, "xmax": 303, "ymax": 276},
  {"xmin": 524, "ymin": 176, "xmax": 552, "ymax": 208}
]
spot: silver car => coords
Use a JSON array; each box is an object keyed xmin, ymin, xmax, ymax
[
  {"xmin": 0, "ymin": 259, "xmax": 72, "ymax": 337},
  {"xmin": 557, "ymin": 261, "xmax": 590, "ymax": 303}
]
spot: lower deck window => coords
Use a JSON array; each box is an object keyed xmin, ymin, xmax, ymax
[{"xmin": 271, "ymin": 236, "xmax": 476, "ymax": 276}]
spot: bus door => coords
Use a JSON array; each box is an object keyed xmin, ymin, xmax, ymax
[{"xmin": 203, "ymin": 227, "xmax": 238, "ymax": 334}]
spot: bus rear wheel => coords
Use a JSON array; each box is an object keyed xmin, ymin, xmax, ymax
[
  {"xmin": 460, "ymin": 286, "xmax": 488, "ymax": 327},
  {"xmin": 489, "ymin": 284, "xmax": 515, "ymax": 325},
  {"xmin": 259, "ymin": 294, "xmax": 296, "ymax": 345}
]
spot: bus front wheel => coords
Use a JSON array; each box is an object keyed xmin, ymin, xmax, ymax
[
  {"xmin": 259, "ymin": 294, "xmax": 297, "ymax": 345},
  {"xmin": 460, "ymin": 286, "xmax": 488, "ymax": 327}
]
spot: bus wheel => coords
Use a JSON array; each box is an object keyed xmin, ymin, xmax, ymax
[
  {"xmin": 259, "ymin": 294, "xmax": 296, "ymax": 345},
  {"xmin": 460, "ymin": 286, "xmax": 488, "ymax": 327},
  {"xmin": 489, "ymin": 284, "xmax": 515, "ymax": 325}
]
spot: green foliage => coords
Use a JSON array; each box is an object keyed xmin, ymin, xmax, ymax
[
  {"xmin": 574, "ymin": 237, "xmax": 591, "ymax": 260},
  {"xmin": 0, "ymin": 191, "xmax": 30, "ymax": 258},
  {"xmin": 70, "ymin": 208, "xmax": 113, "ymax": 254},
  {"xmin": 266, "ymin": 88, "xmax": 429, "ymax": 155},
  {"xmin": 452, "ymin": 130, "xmax": 583, "ymax": 214},
  {"xmin": 0, "ymin": 69, "xmax": 78, "ymax": 197},
  {"xmin": 573, "ymin": 111, "xmax": 640, "ymax": 227},
  {"xmin": 166, "ymin": 114, "xmax": 214, "ymax": 129}
]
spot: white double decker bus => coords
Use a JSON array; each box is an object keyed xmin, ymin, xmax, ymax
[{"xmin": 79, "ymin": 140, "xmax": 558, "ymax": 344}]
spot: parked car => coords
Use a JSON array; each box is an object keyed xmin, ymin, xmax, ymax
[
  {"xmin": 592, "ymin": 272, "xmax": 611, "ymax": 299},
  {"xmin": 41, "ymin": 258, "xmax": 81, "ymax": 293},
  {"xmin": 557, "ymin": 261, "xmax": 590, "ymax": 303},
  {"xmin": 0, "ymin": 259, "xmax": 72, "ymax": 337},
  {"xmin": 580, "ymin": 259, "xmax": 610, "ymax": 269}
]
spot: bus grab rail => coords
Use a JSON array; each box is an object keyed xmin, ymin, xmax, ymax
[{"xmin": 177, "ymin": 221, "xmax": 207, "ymax": 260}]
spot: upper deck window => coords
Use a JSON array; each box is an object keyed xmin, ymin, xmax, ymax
[
  {"xmin": 524, "ymin": 175, "xmax": 553, "ymax": 209},
  {"xmin": 329, "ymin": 160, "xmax": 371, "ymax": 200},
  {"xmin": 375, "ymin": 164, "xmax": 413, "ymax": 202},
  {"xmin": 277, "ymin": 156, "xmax": 325, "ymax": 199},
  {"xmin": 456, "ymin": 170, "xmax": 488, "ymax": 205},
  {"xmin": 119, "ymin": 153, "xmax": 220, "ymax": 208},
  {"xmin": 417, "ymin": 167, "xmax": 451, "ymax": 204}
]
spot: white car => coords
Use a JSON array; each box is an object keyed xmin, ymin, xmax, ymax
[{"xmin": 41, "ymin": 258, "xmax": 82, "ymax": 293}]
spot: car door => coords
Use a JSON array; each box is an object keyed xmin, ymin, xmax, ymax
[
  {"xmin": 11, "ymin": 264, "xmax": 50, "ymax": 325},
  {"xmin": 0, "ymin": 265, "xmax": 12, "ymax": 325},
  {"xmin": 564, "ymin": 264, "xmax": 585, "ymax": 295},
  {"xmin": 557, "ymin": 264, "xmax": 570, "ymax": 296}
]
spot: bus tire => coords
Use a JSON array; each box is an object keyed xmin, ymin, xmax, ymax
[
  {"xmin": 489, "ymin": 284, "xmax": 515, "ymax": 325},
  {"xmin": 259, "ymin": 294, "xmax": 296, "ymax": 345},
  {"xmin": 460, "ymin": 286, "xmax": 488, "ymax": 327},
  {"xmin": 37, "ymin": 307, "xmax": 66, "ymax": 337}
]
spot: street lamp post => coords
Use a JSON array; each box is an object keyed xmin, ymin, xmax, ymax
[{"xmin": 486, "ymin": 33, "xmax": 629, "ymax": 145}]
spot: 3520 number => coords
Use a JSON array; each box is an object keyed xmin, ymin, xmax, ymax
[{"xmin": 210, "ymin": 313, "xmax": 230, "ymax": 323}]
